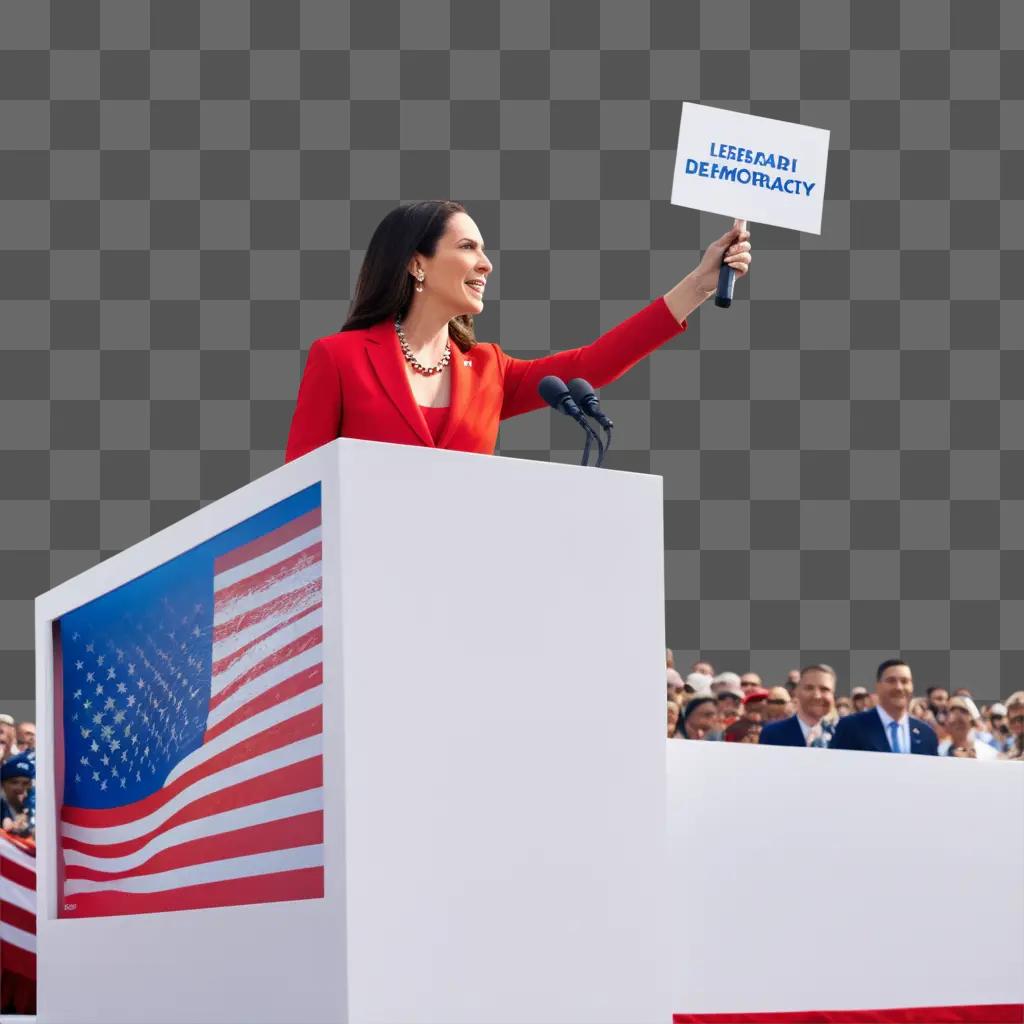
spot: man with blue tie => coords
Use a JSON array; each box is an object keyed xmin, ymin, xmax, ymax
[
  {"xmin": 829, "ymin": 659, "xmax": 939, "ymax": 755},
  {"xmin": 759, "ymin": 664, "xmax": 837, "ymax": 748}
]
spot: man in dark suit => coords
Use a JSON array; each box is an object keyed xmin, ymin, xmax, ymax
[
  {"xmin": 830, "ymin": 659, "xmax": 938, "ymax": 755},
  {"xmin": 759, "ymin": 664, "xmax": 836, "ymax": 748}
]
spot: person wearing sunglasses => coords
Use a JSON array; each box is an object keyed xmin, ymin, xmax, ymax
[
  {"xmin": 761, "ymin": 686, "xmax": 793, "ymax": 723},
  {"xmin": 986, "ymin": 702, "xmax": 1013, "ymax": 754},
  {"xmin": 937, "ymin": 697, "xmax": 999, "ymax": 760},
  {"xmin": 1000, "ymin": 691, "xmax": 1024, "ymax": 761}
]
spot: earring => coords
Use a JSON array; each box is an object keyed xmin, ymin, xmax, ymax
[{"xmin": 415, "ymin": 271, "xmax": 424, "ymax": 293}]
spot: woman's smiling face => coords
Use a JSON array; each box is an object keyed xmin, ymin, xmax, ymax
[{"xmin": 409, "ymin": 212, "xmax": 493, "ymax": 318}]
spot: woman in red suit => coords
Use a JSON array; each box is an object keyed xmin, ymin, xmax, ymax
[{"xmin": 284, "ymin": 200, "xmax": 752, "ymax": 462}]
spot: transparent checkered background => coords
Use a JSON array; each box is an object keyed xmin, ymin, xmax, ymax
[{"xmin": 1, "ymin": 0, "xmax": 1022, "ymax": 707}]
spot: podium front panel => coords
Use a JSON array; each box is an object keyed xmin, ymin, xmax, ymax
[{"xmin": 336, "ymin": 442, "xmax": 668, "ymax": 1024}]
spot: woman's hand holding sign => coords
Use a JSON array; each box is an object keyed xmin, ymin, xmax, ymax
[
  {"xmin": 662, "ymin": 219, "xmax": 753, "ymax": 322},
  {"xmin": 696, "ymin": 219, "xmax": 752, "ymax": 296}
]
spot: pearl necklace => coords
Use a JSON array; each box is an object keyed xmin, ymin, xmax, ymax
[{"xmin": 395, "ymin": 320, "xmax": 451, "ymax": 377}]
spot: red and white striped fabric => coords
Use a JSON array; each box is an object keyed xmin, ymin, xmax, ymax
[
  {"xmin": 674, "ymin": 1005, "xmax": 1024, "ymax": 1022},
  {"xmin": 58, "ymin": 501, "xmax": 325, "ymax": 917},
  {"xmin": 0, "ymin": 833, "xmax": 36, "ymax": 1014}
]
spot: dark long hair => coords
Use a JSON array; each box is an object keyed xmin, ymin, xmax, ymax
[{"xmin": 341, "ymin": 200, "xmax": 478, "ymax": 353}]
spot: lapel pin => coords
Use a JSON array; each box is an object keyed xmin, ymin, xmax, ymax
[{"xmin": 464, "ymin": 359, "xmax": 472, "ymax": 367}]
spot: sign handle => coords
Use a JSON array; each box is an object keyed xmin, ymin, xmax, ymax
[{"xmin": 714, "ymin": 218, "xmax": 747, "ymax": 309}]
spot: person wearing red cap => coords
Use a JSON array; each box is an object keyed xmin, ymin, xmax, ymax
[
  {"xmin": 724, "ymin": 718, "xmax": 762, "ymax": 743},
  {"xmin": 740, "ymin": 687, "xmax": 770, "ymax": 724}
]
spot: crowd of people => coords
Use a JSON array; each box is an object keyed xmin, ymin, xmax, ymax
[
  {"xmin": 1, "ymin": 715, "xmax": 37, "ymax": 839},
  {"xmin": 666, "ymin": 652, "xmax": 1024, "ymax": 761},
  {"xmin": 5, "ymin": 659, "xmax": 1021, "ymax": 840},
  {"xmin": 6, "ymin": 651, "xmax": 1023, "ymax": 846}
]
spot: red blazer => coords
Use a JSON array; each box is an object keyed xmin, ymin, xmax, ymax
[{"xmin": 284, "ymin": 296, "xmax": 687, "ymax": 462}]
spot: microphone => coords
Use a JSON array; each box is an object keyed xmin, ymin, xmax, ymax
[
  {"xmin": 567, "ymin": 378, "xmax": 613, "ymax": 467},
  {"xmin": 538, "ymin": 375, "xmax": 602, "ymax": 467},
  {"xmin": 714, "ymin": 218, "xmax": 747, "ymax": 309},
  {"xmin": 567, "ymin": 378, "xmax": 612, "ymax": 430}
]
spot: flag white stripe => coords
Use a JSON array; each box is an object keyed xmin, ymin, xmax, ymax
[
  {"xmin": 0, "ymin": 841, "xmax": 37, "ymax": 875},
  {"xmin": 0, "ymin": 921, "xmax": 36, "ymax": 954},
  {"xmin": 63, "ymin": 843, "xmax": 324, "ymax": 896},
  {"xmin": 211, "ymin": 599, "xmax": 321, "ymax": 696},
  {"xmin": 63, "ymin": 727, "xmax": 323, "ymax": 845},
  {"xmin": 211, "ymin": 596, "xmax": 321, "ymax": 666},
  {"xmin": 165, "ymin": 683, "xmax": 323, "ymax": 787},
  {"xmin": 213, "ymin": 526, "xmax": 322, "ymax": 591},
  {"xmin": 208, "ymin": 641, "xmax": 322, "ymax": 728},
  {"xmin": 213, "ymin": 562, "xmax": 322, "ymax": 626},
  {"xmin": 63, "ymin": 788, "xmax": 324, "ymax": 874},
  {"xmin": 0, "ymin": 876, "xmax": 35, "ymax": 914}
]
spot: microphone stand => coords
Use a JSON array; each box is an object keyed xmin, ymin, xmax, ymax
[
  {"xmin": 577, "ymin": 415, "xmax": 602, "ymax": 467},
  {"xmin": 595, "ymin": 423, "xmax": 612, "ymax": 467}
]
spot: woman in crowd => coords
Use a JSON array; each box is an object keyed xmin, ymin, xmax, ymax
[
  {"xmin": 680, "ymin": 695, "xmax": 719, "ymax": 741},
  {"xmin": 668, "ymin": 701, "xmax": 681, "ymax": 739},
  {"xmin": 938, "ymin": 697, "xmax": 999, "ymax": 760},
  {"xmin": 985, "ymin": 702, "xmax": 1014, "ymax": 753},
  {"xmin": 1000, "ymin": 691, "xmax": 1024, "ymax": 760},
  {"xmin": 285, "ymin": 200, "xmax": 752, "ymax": 460}
]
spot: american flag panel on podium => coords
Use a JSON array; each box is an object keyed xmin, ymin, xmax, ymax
[{"xmin": 56, "ymin": 484, "xmax": 324, "ymax": 918}]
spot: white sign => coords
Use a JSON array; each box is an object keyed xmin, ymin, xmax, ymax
[{"xmin": 671, "ymin": 101, "xmax": 831, "ymax": 234}]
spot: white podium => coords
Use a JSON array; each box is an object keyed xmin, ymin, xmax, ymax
[{"xmin": 34, "ymin": 439, "xmax": 669, "ymax": 1024}]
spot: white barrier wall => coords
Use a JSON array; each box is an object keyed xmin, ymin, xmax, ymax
[{"xmin": 667, "ymin": 741, "xmax": 1024, "ymax": 1017}]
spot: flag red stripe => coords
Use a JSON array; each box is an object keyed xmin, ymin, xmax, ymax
[
  {"xmin": 61, "ymin": 706, "xmax": 322, "ymax": 828},
  {"xmin": 0, "ymin": 858, "xmax": 36, "ymax": 893},
  {"xmin": 213, "ymin": 577, "xmax": 322, "ymax": 645},
  {"xmin": 209, "ymin": 624, "xmax": 322, "ymax": 711},
  {"xmin": 214, "ymin": 543, "xmax": 321, "ymax": 607},
  {"xmin": 0, "ymin": 899, "xmax": 35, "ymax": 935},
  {"xmin": 214, "ymin": 507, "xmax": 322, "ymax": 575},
  {"xmin": 65, "ymin": 811, "xmax": 323, "ymax": 882},
  {"xmin": 62, "ymin": 865, "xmax": 324, "ymax": 918},
  {"xmin": 61, "ymin": 755, "xmax": 323, "ymax": 859},
  {"xmin": 673, "ymin": 1006, "xmax": 1024, "ymax": 1024},
  {"xmin": 205, "ymin": 664, "xmax": 322, "ymax": 744},
  {"xmin": 211, "ymin": 600, "xmax": 321, "ymax": 677},
  {"xmin": 0, "ymin": 939, "xmax": 36, "ymax": 981},
  {"xmin": 0, "ymin": 897, "xmax": 35, "ymax": 936}
]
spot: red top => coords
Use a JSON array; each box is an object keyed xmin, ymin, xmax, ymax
[
  {"xmin": 284, "ymin": 296, "xmax": 687, "ymax": 462},
  {"xmin": 418, "ymin": 404, "xmax": 449, "ymax": 445}
]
